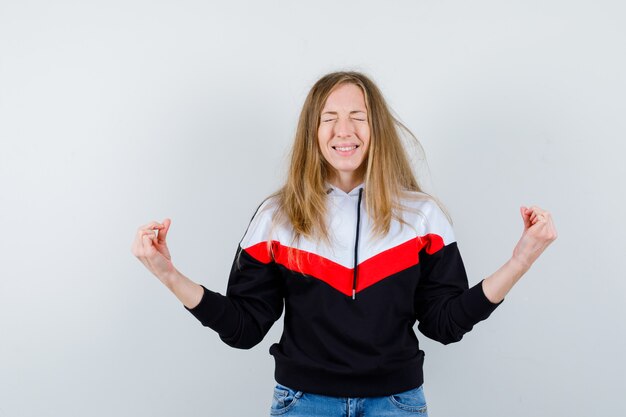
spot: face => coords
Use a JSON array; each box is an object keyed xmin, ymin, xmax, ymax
[{"xmin": 317, "ymin": 83, "xmax": 371, "ymax": 185}]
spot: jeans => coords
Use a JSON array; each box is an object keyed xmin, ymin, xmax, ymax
[{"xmin": 269, "ymin": 383, "xmax": 428, "ymax": 416}]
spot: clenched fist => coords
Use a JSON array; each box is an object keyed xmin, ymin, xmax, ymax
[
  {"xmin": 512, "ymin": 206, "xmax": 558, "ymax": 270},
  {"xmin": 131, "ymin": 218, "xmax": 176, "ymax": 286}
]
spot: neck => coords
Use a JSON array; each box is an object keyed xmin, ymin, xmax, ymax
[{"xmin": 328, "ymin": 173, "xmax": 363, "ymax": 194}]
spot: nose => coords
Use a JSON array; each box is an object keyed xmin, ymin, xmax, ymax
[{"xmin": 334, "ymin": 117, "xmax": 355, "ymax": 138}]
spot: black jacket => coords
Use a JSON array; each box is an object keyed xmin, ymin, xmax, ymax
[{"xmin": 185, "ymin": 184, "xmax": 502, "ymax": 396}]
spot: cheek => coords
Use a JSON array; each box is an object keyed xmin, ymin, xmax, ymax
[
  {"xmin": 317, "ymin": 130, "xmax": 330, "ymax": 159},
  {"xmin": 318, "ymin": 125, "xmax": 330, "ymax": 139},
  {"xmin": 359, "ymin": 127, "xmax": 371, "ymax": 147},
  {"xmin": 317, "ymin": 128, "xmax": 333, "ymax": 151}
]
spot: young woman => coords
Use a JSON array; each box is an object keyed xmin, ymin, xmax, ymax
[{"xmin": 131, "ymin": 71, "xmax": 557, "ymax": 416}]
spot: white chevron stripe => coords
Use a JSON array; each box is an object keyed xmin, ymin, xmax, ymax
[{"xmin": 240, "ymin": 191, "xmax": 456, "ymax": 269}]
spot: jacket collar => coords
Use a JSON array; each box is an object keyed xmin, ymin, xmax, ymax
[{"xmin": 325, "ymin": 182, "xmax": 365, "ymax": 196}]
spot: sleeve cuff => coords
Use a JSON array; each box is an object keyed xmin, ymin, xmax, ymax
[
  {"xmin": 479, "ymin": 279, "xmax": 504, "ymax": 306},
  {"xmin": 457, "ymin": 280, "xmax": 503, "ymax": 326},
  {"xmin": 183, "ymin": 285, "xmax": 239, "ymax": 337}
]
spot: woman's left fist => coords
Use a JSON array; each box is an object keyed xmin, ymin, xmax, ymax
[{"xmin": 512, "ymin": 206, "xmax": 558, "ymax": 269}]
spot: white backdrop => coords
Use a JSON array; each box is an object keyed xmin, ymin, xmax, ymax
[{"xmin": 1, "ymin": 1, "xmax": 625, "ymax": 416}]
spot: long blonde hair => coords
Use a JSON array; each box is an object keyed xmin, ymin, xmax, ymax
[{"xmin": 269, "ymin": 71, "xmax": 442, "ymax": 248}]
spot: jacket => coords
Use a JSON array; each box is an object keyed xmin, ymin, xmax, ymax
[{"xmin": 185, "ymin": 183, "xmax": 502, "ymax": 397}]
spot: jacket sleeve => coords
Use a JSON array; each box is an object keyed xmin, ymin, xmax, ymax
[
  {"xmin": 184, "ymin": 200, "xmax": 284, "ymax": 349},
  {"xmin": 414, "ymin": 205, "xmax": 502, "ymax": 345}
]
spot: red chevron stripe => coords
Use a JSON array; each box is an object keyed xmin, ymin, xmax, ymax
[{"xmin": 244, "ymin": 234, "xmax": 444, "ymax": 296}]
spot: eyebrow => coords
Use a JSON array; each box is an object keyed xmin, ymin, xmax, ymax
[{"xmin": 320, "ymin": 110, "xmax": 367, "ymax": 116}]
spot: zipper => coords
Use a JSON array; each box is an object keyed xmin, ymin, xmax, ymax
[{"xmin": 352, "ymin": 187, "xmax": 363, "ymax": 300}]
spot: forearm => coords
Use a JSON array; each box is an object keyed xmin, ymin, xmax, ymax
[
  {"xmin": 161, "ymin": 267, "xmax": 204, "ymax": 309},
  {"xmin": 482, "ymin": 205, "xmax": 557, "ymax": 303},
  {"xmin": 481, "ymin": 257, "xmax": 529, "ymax": 304}
]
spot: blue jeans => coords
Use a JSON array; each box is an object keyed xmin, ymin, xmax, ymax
[{"xmin": 269, "ymin": 383, "xmax": 428, "ymax": 416}]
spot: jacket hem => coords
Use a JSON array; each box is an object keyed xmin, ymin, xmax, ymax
[{"xmin": 273, "ymin": 354, "xmax": 425, "ymax": 397}]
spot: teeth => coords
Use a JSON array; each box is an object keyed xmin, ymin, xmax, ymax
[{"xmin": 335, "ymin": 146, "xmax": 357, "ymax": 151}]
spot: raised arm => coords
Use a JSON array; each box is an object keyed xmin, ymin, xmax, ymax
[
  {"xmin": 131, "ymin": 218, "xmax": 204, "ymax": 308},
  {"xmin": 413, "ymin": 203, "xmax": 556, "ymax": 345},
  {"xmin": 482, "ymin": 206, "xmax": 558, "ymax": 303},
  {"xmin": 131, "ymin": 205, "xmax": 285, "ymax": 349}
]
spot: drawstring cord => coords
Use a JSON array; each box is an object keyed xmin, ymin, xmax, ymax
[{"xmin": 352, "ymin": 188, "xmax": 363, "ymax": 300}]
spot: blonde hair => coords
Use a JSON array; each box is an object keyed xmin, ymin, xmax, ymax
[{"xmin": 267, "ymin": 71, "xmax": 445, "ymax": 253}]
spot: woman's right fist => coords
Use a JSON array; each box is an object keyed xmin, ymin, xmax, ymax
[{"xmin": 131, "ymin": 218, "xmax": 175, "ymax": 283}]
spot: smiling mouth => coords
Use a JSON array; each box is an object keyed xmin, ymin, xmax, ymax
[{"xmin": 332, "ymin": 145, "xmax": 359, "ymax": 151}]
